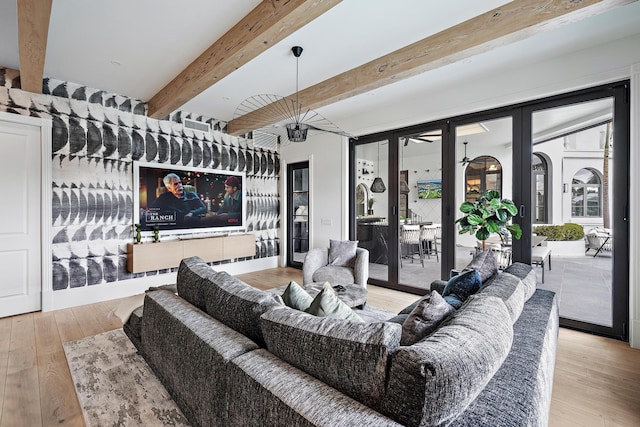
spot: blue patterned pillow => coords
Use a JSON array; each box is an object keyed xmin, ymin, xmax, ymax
[{"xmin": 442, "ymin": 270, "xmax": 482, "ymax": 309}]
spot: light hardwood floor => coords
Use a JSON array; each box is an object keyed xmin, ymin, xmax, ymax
[{"xmin": 0, "ymin": 267, "xmax": 639, "ymax": 426}]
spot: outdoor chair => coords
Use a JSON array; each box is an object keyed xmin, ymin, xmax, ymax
[{"xmin": 586, "ymin": 227, "xmax": 613, "ymax": 257}]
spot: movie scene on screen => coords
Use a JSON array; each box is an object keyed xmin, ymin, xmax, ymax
[{"xmin": 134, "ymin": 161, "xmax": 246, "ymax": 234}]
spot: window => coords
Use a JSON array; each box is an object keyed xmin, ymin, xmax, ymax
[
  {"xmin": 571, "ymin": 168, "xmax": 601, "ymax": 217},
  {"xmin": 532, "ymin": 153, "xmax": 548, "ymax": 223},
  {"xmin": 465, "ymin": 156, "xmax": 502, "ymax": 202}
]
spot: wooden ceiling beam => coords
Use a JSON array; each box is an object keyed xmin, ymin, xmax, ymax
[
  {"xmin": 17, "ymin": 0, "xmax": 53, "ymax": 93},
  {"xmin": 228, "ymin": 0, "xmax": 635, "ymax": 136},
  {"xmin": 147, "ymin": 0, "xmax": 342, "ymax": 119}
]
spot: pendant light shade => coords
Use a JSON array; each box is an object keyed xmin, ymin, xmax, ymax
[
  {"xmin": 371, "ymin": 142, "xmax": 386, "ymax": 193},
  {"xmin": 399, "ymin": 179, "xmax": 410, "ymax": 194},
  {"xmin": 371, "ymin": 177, "xmax": 386, "ymax": 193},
  {"xmin": 286, "ymin": 123, "xmax": 309, "ymax": 142}
]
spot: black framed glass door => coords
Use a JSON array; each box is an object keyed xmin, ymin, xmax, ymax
[
  {"xmin": 287, "ymin": 161, "xmax": 309, "ymax": 268},
  {"xmin": 522, "ymin": 83, "xmax": 629, "ymax": 340}
]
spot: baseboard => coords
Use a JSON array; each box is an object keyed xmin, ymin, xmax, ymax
[
  {"xmin": 45, "ymin": 256, "xmax": 279, "ymax": 311},
  {"xmin": 630, "ymin": 320, "xmax": 640, "ymax": 350}
]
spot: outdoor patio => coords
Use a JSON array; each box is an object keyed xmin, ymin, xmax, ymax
[{"xmin": 369, "ymin": 247, "xmax": 613, "ymax": 327}]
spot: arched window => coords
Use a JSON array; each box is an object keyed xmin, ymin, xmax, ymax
[
  {"xmin": 465, "ymin": 156, "xmax": 502, "ymax": 202},
  {"xmin": 532, "ymin": 153, "xmax": 548, "ymax": 223},
  {"xmin": 571, "ymin": 168, "xmax": 601, "ymax": 217}
]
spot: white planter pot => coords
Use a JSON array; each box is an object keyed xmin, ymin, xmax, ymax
[{"xmin": 542, "ymin": 240, "xmax": 585, "ymax": 257}]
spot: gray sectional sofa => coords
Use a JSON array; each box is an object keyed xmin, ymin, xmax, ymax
[{"xmin": 125, "ymin": 256, "xmax": 558, "ymax": 427}]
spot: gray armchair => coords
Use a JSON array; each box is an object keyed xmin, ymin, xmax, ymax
[{"xmin": 303, "ymin": 247, "xmax": 369, "ymax": 288}]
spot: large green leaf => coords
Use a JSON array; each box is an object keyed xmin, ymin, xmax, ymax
[
  {"xmin": 467, "ymin": 213, "xmax": 483, "ymax": 225},
  {"xmin": 495, "ymin": 209, "xmax": 508, "ymax": 222},
  {"xmin": 486, "ymin": 221, "xmax": 500, "ymax": 233},
  {"xmin": 484, "ymin": 190, "xmax": 500, "ymax": 200},
  {"xmin": 506, "ymin": 224, "xmax": 522, "ymax": 240},
  {"xmin": 459, "ymin": 202, "xmax": 475, "ymax": 213},
  {"xmin": 502, "ymin": 201, "xmax": 518, "ymax": 216},
  {"xmin": 476, "ymin": 227, "xmax": 490, "ymax": 241}
]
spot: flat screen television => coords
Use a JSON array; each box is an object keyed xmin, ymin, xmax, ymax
[{"xmin": 133, "ymin": 161, "xmax": 246, "ymax": 235}]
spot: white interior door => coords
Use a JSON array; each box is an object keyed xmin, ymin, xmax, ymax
[{"xmin": 0, "ymin": 118, "xmax": 42, "ymax": 317}]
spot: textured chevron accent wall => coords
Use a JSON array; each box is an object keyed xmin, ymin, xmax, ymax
[{"xmin": 0, "ymin": 68, "xmax": 280, "ymax": 290}]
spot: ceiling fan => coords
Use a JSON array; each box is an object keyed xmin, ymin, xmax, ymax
[
  {"xmin": 233, "ymin": 46, "xmax": 355, "ymax": 144},
  {"xmin": 404, "ymin": 130, "xmax": 442, "ymax": 145},
  {"xmin": 459, "ymin": 141, "xmax": 482, "ymax": 165}
]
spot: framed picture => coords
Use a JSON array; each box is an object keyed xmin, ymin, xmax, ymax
[{"xmin": 417, "ymin": 179, "xmax": 442, "ymax": 199}]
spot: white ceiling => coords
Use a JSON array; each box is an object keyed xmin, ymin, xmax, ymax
[{"xmin": 1, "ymin": 0, "xmax": 639, "ymax": 137}]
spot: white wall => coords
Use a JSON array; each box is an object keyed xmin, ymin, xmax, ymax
[{"xmin": 279, "ymin": 132, "xmax": 348, "ymax": 264}]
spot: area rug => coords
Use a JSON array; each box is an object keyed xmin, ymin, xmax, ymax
[{"xmin": 63, "ymin": 328, "xmax": 190, "ymax": 427}]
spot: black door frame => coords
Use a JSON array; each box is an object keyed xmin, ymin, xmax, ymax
[
  {"xmin": 286, "ymin": 161, "xmax": 309, "ymax": 269},
  {"xmin": 350, "ymin": 81, "xmax": 630, "ymax": 340},
  {"xmin": 521, "ymin": 82, "xmax": 630, "ymax": 340}
]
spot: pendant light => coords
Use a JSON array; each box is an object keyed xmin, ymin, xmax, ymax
[
  {"xmin": 286, "ymin": 46, "xmax": 308, "ymax": 142},
  {"xmin": 371, "ymin": 142, "xmax": 386, "ymax": 193}
]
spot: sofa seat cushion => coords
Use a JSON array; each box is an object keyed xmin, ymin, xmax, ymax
[
  {"xmin": 204, "ymin": 270, "xmax": 283, "ymax": 347},
  {"xmin": 380, "ymin": 294, "xmax": 513, "ymax": 427},
  {"xmin": 311, "ymin": 265, "xmax": 355, "ymax": 285},
  {"xmin": 260, "ymin": 306, "xmax": 401, "ymax": 407}
]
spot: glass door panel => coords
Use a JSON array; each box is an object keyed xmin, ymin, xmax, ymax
[
  {"xmin": 398, "ymin": 130, "xmax": 442, "ymax": 291},
  {"xmin": 355, "ymin": 140, "xmax": 389, "ymax": 284},
  {"xmin": 454, "ymin": 117, "xmax": 513, "ymax": 271},
  {"xmin": 287, "ymin": 162, "xmax": 309, "ymax": 268},
  {"xmin": 532, "ymin": 98, "xmax": 616, "ymax": 328}
]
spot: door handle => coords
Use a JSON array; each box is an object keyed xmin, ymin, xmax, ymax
[{"xmin": 519, "ymin": 205, "xmax": 525, "ymax": 218}]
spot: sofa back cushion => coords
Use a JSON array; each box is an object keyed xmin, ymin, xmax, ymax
[
  {"xmin": 260, "ymin": 306, "xmax": 401, "ymax": 407},
  {"xmin": 380, "ymin": 294, "xmax": 513, "ymax": 427},
  {"xmin": 504, "ymin": 262, "xmax": 537, "ymax": 299},
  {"xmin": 176, "ymin": 256, "xmax": 217, "ymax": 311},
  {"xmin": 204, "ymin": 271, "xmax": 282, "ymax": 346},
  {"xmin": 479, "ymin": 262, "xmax": 536, "ymax": 323}
]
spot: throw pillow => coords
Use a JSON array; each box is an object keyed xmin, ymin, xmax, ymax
[
  {"xmin": 305, "ymin": 282, "xmax": 363, "ymax": 322},
  {"xmin": 442, "ymin": 270, "xmax": 482, "ymax": 309},
  {"xmin": 281, "ymin": 280, "xmax": 313, "ymax": 311},
  {"xmin": 462, "ymin": 249, "xmax": 498, "ymax": 282},
  {"xmin": 400, "ymin": 291, "xmax": 455, "ymax": 346},
  {"xmin": 328, "ymin": 240, "xmax": 358, "ymax": 267}
]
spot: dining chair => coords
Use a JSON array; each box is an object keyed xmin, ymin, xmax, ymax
[
  {"xmin": 420, "ymin": 224, "xmax": 440, "ymax": 262},
  {"xmin": 400, "ymin": 224, "xmax": 424, "ymax": 267}
]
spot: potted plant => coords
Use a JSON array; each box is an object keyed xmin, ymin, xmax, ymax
[
  {"xmin": 133, "ymin": 223, "xmax": 142, "ymax": 243},
  {"xmin": 367, "ymin": 197, "xmax": 375, "ymax": 216},
  {"xmin": 455, "ymin": 190, "xmax": 522, "ymax": 250}
]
